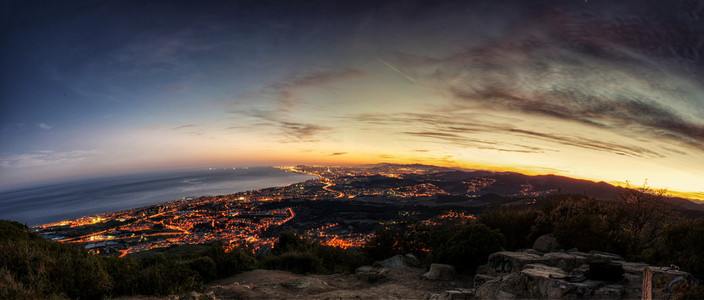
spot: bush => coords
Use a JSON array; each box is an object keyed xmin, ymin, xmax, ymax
[
  {"xmin": 0, "ymin": 220, "xmax": 112, "ymax": 299},
  {"xmin": 432, "ymin": 222, "xmax": 505, "ymax": 271},
  {"xmin": 480, "ymin": 208, "xmax": 540, "ymax": 250},
  {"xmin": 260, "ymin": 251, "xmax": 324, "ymax": 274},
  {"xmin": 261, "ymin": 230, "xmax": 367, "ymax": 274},
  {"xmin": 656, "ymin": 219, "xmax": 704, "ymax": 280}
]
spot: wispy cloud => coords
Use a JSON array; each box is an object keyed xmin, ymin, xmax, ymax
[
  {"xmin": 173, "ymin": 124, "xmax": 196, "ymax": 130},
  {"xmin": 238, "ymin": 69, "xmax": 366, "ymax": 114},
  {"xmin": 0, "ymin": 150, "xmax": 95, "ymax": 168},
  {"xmin": 329, "ymin": 152, "xmax": 347, "ymax": 156},
  {"xmin": 383, "ymin": 0, "xmax": 704, "ymax": 151},
  {"xmin": 37, "ymin": 123, "xmax": 52, "ymax": 130},
  {"xmin": 278, "ymin": 121, "xmax": 332, "ymax": 142},
  {"xmin": 343, "ymin": 112, "xmax": 667, "ymax": 158}
]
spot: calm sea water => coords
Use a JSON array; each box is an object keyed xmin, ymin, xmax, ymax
[{"xmin": 0, "ymin": 167, "xmax": 316, "ymax": 226}]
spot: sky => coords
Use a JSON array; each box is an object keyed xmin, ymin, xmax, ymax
[{"xmin": 1, "ymin": 0, "xmax": 703, "ymax": 199}]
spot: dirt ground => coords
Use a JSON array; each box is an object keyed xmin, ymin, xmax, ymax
[
  {"xmin": 118, "ymin": 267, "xmax": 474, "ymax": 300},
  {"xmin": 207, "ymin": 267, "xmax": 474, "ymax": 299}
]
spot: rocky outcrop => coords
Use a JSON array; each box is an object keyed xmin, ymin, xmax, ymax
[
  {"xmin": 474, "ymin": 250, "xmax": 698, "ymax": 299},
  {"xmin": 423, "ymin": 263, "xmax": 455, "ymax": 281}
]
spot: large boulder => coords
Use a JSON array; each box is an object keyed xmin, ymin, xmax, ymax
[
  {"xmin": 404, "ymin": 253, "xmax": 421, "ymax": 267},
  {"xmin": 532, "ymin": 234, "xmax": 560, "ymax": 252},
  {"xmin": 473, "ymin": 274, "xmax": 496, "ymax": 288},
  {"xmin": 381, "ymin": 255, "xmax": 406, "ymax": 268},
  {"xmin": 476, "ymin": 264, "xmax": 599, "ymax": 299},
  {"xmin": 485, "ymin": 251, "xmax": 548, "ymax": 276},
  {"xmin": 355, "ymin": 266, "xmax": 389, "ymax": 282},
  {"xmin": 542, "ymin": 252, "xmax": 589, "ymax": 272},
  {"xmin": 423, "ymin": 263, "xmax": 455, "ymax": 281}
]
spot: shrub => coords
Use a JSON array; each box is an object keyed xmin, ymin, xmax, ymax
[
  {"xmin": 480, "ymin": 208, "xmax": 540, "ymax": 250},
  {"xmin": 0, "ymin": 220, "xmax": 112, "ymax": 299},
  {"xmin": 432, "ymin": 222, "xmax": 505, "ymax": 271},
  {"xmin": 260, "ymin": 252, "xmax": 324, "ymax": 274}
]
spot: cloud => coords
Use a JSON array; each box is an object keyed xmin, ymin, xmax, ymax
[
  {"xmin": 0, "ymin": 150, "xmax": 95, "ymax": 168},
  {"xmin": 37, "ymin": 123, "xmax": 52, "ymax": 130},
  {"xmin": 173, "ymin": 124, "xmax": 196, "ymax": 130},
  {"xmin": 0, "ymin": 123, "xmax": 26, "ymax": 132},
  {"xmin": 329, "ymin": 152, "xmax": 347, "ymax": 156},
  {"xmin": 278, "ymin": 121, "xmax": 332, "ymax": 142},
  {"xmin": 385, "ymin": 0, "xmax": 704, "ymax": 151},
  {"xmin": 239, "ymin": 69, "xmax": 366, "ymax": 114},
  {"xmin": 343, "ymin": 112, "xmax": 669, "ymax": 158}
]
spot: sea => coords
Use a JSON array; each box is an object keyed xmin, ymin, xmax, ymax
[{"xmin": 0, "ymin": 167, "xmax": 317, "ymax": 227}]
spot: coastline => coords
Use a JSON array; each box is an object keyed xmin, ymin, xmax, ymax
[{"xmin": 0, "ymin": 167, "xmax": 316, "ymax": 227}]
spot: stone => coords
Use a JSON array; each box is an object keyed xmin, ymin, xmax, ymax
[
  {"xmin": 183, "ymin": 291, "xmax": 216, "ymax": 300},
  {"xmin": 437, "ymin": 288, "xmax": 475, "ymax": 300},
  {"xmin": 615, "ymin": 261, "xmax": 650, "ymax": 275},
  {"xmin": 473, "ymin": 274, "xmax": 496, "ymax": 288},
  {"xmin": 532, "ymin": 234, "xmax": 560, "ymax": 252},
  {"xmin": 423, "ymin": 263, "xmax": 455, "ymax": 281},
  {"xmin": 594, "ymin": 284, "xmax": 624, "ymax": 299},
  {"xmin": 542, "ymin": 252, "xmax": 589, "ymax": 272},
  {"xmin": 281, "ymin": 277, "xmax": 329, "ymax": 290},
  {"xmin": 355, "ymin": 265, "xmax": 389, "ymax": 282},
  {"xmin": 486, "ymin": 251, "xmax": 548, "ymax": 276},
  {"xmin": 520, "ymin": 248, "xmax": 542, "ymax": 256},
  {"xmin": 381, "ymin": 255, "xmax": 406, "ymax": 268},
  {"xmin": 589, "ymin": 261, "xmax": 625, "ymax": 282},
  {"xmin": 474, "ymin": 272, "xmax": 528, "ymax": 299},
  {"xmin": 404, "ymin": 253, "xmax": 420, "ymax": 267},
  {"xmin": 587, "ymin": 250, "xmax": 622, "ymax": 261},
  {"xmin": 642, "ymin": 266, "xmax": 697, "ymax": 300}
]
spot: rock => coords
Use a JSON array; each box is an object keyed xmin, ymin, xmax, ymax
[
  {"xmin": 519, "ymin": 248, "xmax": 542, "ymax": 256},
  {"xmin": 542, "ymin": 252, "xmax": 588, "ymax": 272},
  {"xmin": 404, "ymin": 253, "xmax": 420, "ymax": 267},
  {"xmin": 473, "ymin": 274, "xmax": 496, "ymax": 288},
  {"xmin": 615, "ymin": 261, "xmax": 650, "ymax": 275},
  {"xmin": 642, "ymin": 266, "xmax": 697, "ymax": 300},
  {"xmin": 587, "ymin": 250, "xmax": 622, "ymax": 261},
  {"xmin": 589, "ymin": 261, "xmax": 625, "ymax": 282},
  {"xmin": 594, "ymin": 284, "xmax": 624, "ymax": 299},
  {"xmin": 437, "ymin": 288, "xmax": 475, "ymax": 300},
  {"xmin": 381, "ymin": 255, "xmax": 406, "ymax": 268},
  {"xmin": 486, "ymin": 251, "xmax": 548, "ymax": 276},
  {"xmin": 281, "ymin": 277, "xmax": 329, "ymax": 290},
  {"xmin": 423, "ymin": 263, "xmax": 455, "ymax": 281},
  {"xmin": 355, "ymin": 265, "xmax": 388, "ymax": 282},
  {"xmin": 183, "ymin": 291, "xmax": 216, "ymax": 300},
  {"xmin": 566, "ymin": 248, "xmax": 579, "ymax": 253},
  {"xmin": 532, "ymin": 234, "xmax": 560, "ymax": 252},
  {"xmin": 475, "ymin": 272, "xmax": 528, "ymax": 299}
]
